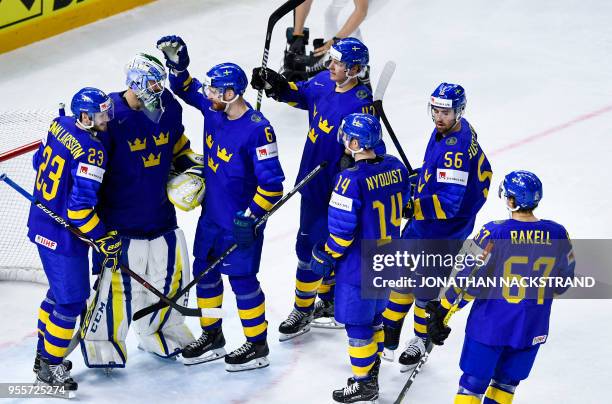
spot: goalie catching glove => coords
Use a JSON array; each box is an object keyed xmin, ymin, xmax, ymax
[{"xmin": 167, "ymin": 166, "xmax": 205, "ymax": 211}]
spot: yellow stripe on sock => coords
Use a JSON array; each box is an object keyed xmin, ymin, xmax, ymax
[
  {"xmin": 244, "ymin": 321, "xmax": 267, "ymax": 338},
  {"xmin": 348, "ymin": 342, "xmax": 378, "ymax": 359},
  {"xmin": 295, "ymin": 296, "xmax": 316, "ymax": 308},
  {"xmin": 44, "ymin": 340, "xmax": 67, "ymax": 359},
  {"xmin": 38, "ymin": 308, "xmax": 50, "ymax": 325},
  {"xmin": 46, "ymin": 321, "xmax": 74, "ymax": 340},
  {"xmin": 389, "ymin": 291, "xmax": 414, "ymax": 305},
  {"xmin": 317, "ymin": 283, "xmax": 332, "ymax": 294},
  {"xmin": 351, "ymin": 363, "xmax": 374, "ymax": 378},
  {"xmin": 414, "ymin": 306, "xmax": 427, "ymax": 319},
  {"xmin": 238, "ymin": 302, "xmax": 265, "ymax": 320},
  {"xmin": 414, "ymin": 322, "xmax": 427, "ymax": 335},
  {"xmin": 296, "ymin": 279, "xmax": 322, "ymax": 293},
  {"xmin": 485, "ymin": 386, "xmax": 514, "ymax": 404},
  {"xmin": 454, "ymin": 394, "xmax": 482, "ymax": 404},
  {"xmin": 383, "ymin": 307, "xmax": 407, "ymax": 322},
  {"xmin": 197, "ymin": 295, "xmax": 223, "ymax": 309}
]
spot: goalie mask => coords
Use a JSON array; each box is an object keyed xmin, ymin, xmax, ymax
[{"xmin": 125, "ymin": 53, "xmax": 167, "ymax": 123}]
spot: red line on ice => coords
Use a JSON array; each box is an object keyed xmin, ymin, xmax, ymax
[{"xmin": 489, "ymin": 104, "xmax": 612, "ymax": 156}]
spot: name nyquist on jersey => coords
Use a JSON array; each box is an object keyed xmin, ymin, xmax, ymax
[
  {"xmin": 27, "ymin": 116, "xmax": 108, "ymax": 256},
  {"xmin": 324, "ymin": 155, "xmax": 409, "ymax": 287}
]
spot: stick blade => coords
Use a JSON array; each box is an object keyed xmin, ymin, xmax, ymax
[{"xmin": 374, "ymin": 61, "xmax": 397, "ymax": 102}]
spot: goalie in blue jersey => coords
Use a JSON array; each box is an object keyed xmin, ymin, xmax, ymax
[
  {"xmin": 158, "ymin": 36, "xmax": 285, "ymax": 372},
  {"xmin": 252, "ymin": 37, "xmax": 386, "ymax": 338},
  {"xmin": 426, "ymin": 171, "xmax": 575, "ymax": 404},
  {"xmin": 27, "ymin": 87, "xmax": 117, "ymax": 394},
  {"xmin": 309, "ymin": 113, "xmax": 409, "ymax": 403}
]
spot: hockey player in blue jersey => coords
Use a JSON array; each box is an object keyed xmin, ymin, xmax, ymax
[
  {"xmin": 381, "ymin": 83, "xmax": 493, "ymax": 368},
  {"xmin": 309, "ymin": 113, "xmax": 409, "ymax": 403},
  {"xmin": 252, "ymin": 37, "xmax": 385, "ymax": 337},
  {"xmin": 27, "ymin": 87, "xmax": 118, "ymax": 393},
  {"xmin": 425, "ymin": 170, "xmax": 575, "ymax": 404},
  {"xmin": 81, "ymin": 53, "xmax": 202, "ymax": 367},
  {"xmin": 157, "ymin": 35, "xmax": 285, "ymax": 371}
]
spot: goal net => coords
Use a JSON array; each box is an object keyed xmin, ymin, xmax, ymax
[{"xmin": 0, "ymin": 110, "xmax": 59, "ymax": 284}]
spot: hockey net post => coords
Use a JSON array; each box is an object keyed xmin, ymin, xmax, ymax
[{"xmin": 0, "ymin": 110, "xmax": 57, "ymax": 284}]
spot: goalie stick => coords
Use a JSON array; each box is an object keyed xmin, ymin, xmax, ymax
[
  {"xmin": 0, "ymin": 173, "xmax": 224, "ymax": 319},
  {"xmin": 394, "ymin": 241, "xmax": 494, "ymax": 403},
  {"xmin": 373, "ymin": 61, "xmax": 415, "ymax": 174},
  {"xmin": 133, "ymin": 160, "xmax": 328, "ymax": 321},
  {"xmin": 256, "ymin": 0, "xmax": 307, "ymax": 111}
]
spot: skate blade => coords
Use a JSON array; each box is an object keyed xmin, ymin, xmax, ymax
[
  {"xmin": 182, "ymin": 348, "xmax": 226, "ymax": 366},
  {"xmin": 225, "ymin": 356, "xmax": 270, "ymax": 372},
  {"xmin": 311, "ymin": 317, "xmax": 344, "ymax": 329},
  {"xmin": 399, "ymin": 362, "xmax": 418, "ymax": 373},
  {"xmin": 279, "ymin": 324, "xmax": 311, "ymax": 342},
  {"xmin": 382, "ymin": 348, "xmax": 395, "ymax": 362},
  {"xmin": 34, "ymin": 380, "xmax": 76, "ymax": 399}
]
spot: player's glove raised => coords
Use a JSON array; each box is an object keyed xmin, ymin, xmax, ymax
[
  {"xmin": 94, "ymin": 231, "xmax": 122, "ymax": 272},
  {"xmin": 167, "ymin": 166, "xmax": 205, "ymax": 211},
  {"xmin": 425, "ymin": 300, "xmax": 451, "ymax": 345},
  {"xmin": 233, "ymin": 211, "xmax": 257, "ymax": 249},
  {"xmin": 310, "ymin": 241, "xmax": 336, "ymax": 278},
  {"xmin": 251, "ymin": 67, "xmax": 289, "ymax": 100},
  {"xmin": 156, "ymin": 35, "xmax": 190, "ymax": 72}
]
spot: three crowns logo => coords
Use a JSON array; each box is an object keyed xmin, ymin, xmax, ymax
[
  {"xmin": 142, "ymin": 153, "xmax": 161, "ymax": 168},
  {"xmin": 208, "ymin": 156, "xmax": 219, "ymax": 173},
  {"xmin": 128, "ymin": 138, "xmax": 146, "ymax": 152},
  {"xmin": 318, "ymin": 117, "xmax": 334, "ymax": 134},
  {"xmin": 206, "ymin": 134, "xmax": 214, "ymax": 149},
  {"xmin": 216, "ymin": 145, "xmax": 233, "ymax": 162},
  {"xmin": 154, "ymin": 132, "xmax": 169, "ymax": 146},
  {"xmin": 308, "ymin": 127, "xmax": 318, "ymax": 144}
]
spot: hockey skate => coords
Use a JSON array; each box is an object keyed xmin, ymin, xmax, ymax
[
  {"xmin": 311, "ymin": 299, "xmax": 344, "ymax": 329},
  {"xmin": 278, "ymin": 308, "xmax": 313, "ymax": 341},
  {"xmin": 225, "ymin": 340, "xmax": 270, "ymax": 372},
  {"xmin": 33, "ymin": 350, "xmax": 72, "ymax": 374},
  {"xmin": 381, "ymin": 319, "xmax": 404, "ymax": 362},
  {"xmin": 36, "ymin": 357, "xmax": 77, "ymax": 399},
  {"xmin": 333, "ymin": 376, "xmax": 379, "ymax": 403},
  {"xmin": 398, "ymin": 336, "xmax": 427, "ymax": 373},
  {"xmin": 181, "ymin": 329, "xmax": 226, "ymax": 366}
]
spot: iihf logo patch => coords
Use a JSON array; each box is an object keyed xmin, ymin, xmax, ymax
[
  {"xmin": 251, "ymin": 114, "xmax": 262, "ymax": 122},
  {"xmin": 445, "ymin": 137, "xmax": 457, "ymax": 145},
  {"xmin": 356, "ymin": 90, "xmax": 368, "ymax": 99}
]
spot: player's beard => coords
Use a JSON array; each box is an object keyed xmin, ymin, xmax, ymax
[{"xmin": 211, "ymin": 100, "xmax": 225, "ymax": 111}]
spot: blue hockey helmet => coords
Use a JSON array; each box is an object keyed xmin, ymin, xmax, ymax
[
  {"xmin": 338, "ymin": 113, "xmax": 382, "ymax": 153},
  {"xmin": 429, "ymin": 82, "xmax": 467, "ymax": 121},
  {"xmin": 203, "ymin": 63, "xmax": 248, "ymax": 99},
  {"xmin": 329, "ymin": 37, "xmax": 369, "ymax": 69},
  {"xmin": 70, "ymin": 87, "xmax": 114, "ymax": 130},
  {"xmin": 125, "ymin": 53, "xmax": 167, "ymax": 117},
  {"xmin": 498, "ymin": 170, "xmax": 543, "ymax": 210}
]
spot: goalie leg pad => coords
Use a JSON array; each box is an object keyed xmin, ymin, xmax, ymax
[
  {"xmin": 133, "ymin": 229, "xmax": 194, "ymax": 358},
  {"xmin": 81, "ymin": 248, "xmax": 133, "ymax": 368}
]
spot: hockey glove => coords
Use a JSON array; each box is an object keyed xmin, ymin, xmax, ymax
[
  {"xmin": 94, "ymin": 231, "xmax": 122, "ymax": 273},
  {"xmin": 233, "ymin": 211, "xmax": 257, "ymax": 249},
  {"xmin": 425, "ymin": 300, "xmax": 451, "ymax": 345},
  {"xmin": 251, "ymin": 67, "xmax": 289, "ymax": 100},
  {"xmin": 310, "ymin": 241, "xmax": 336, "ymax": 278},
  {"xmin": 167, "ymin": 166, "xmax": 205, "ymax": 211},
  {"xmin": 156, "ymin": 35, "xmax": 190, "ymax": 72},
  {"xmin": 408, "ymin": 168, "xmax": 421, "ymax": 197},
  {"xmin": 402, "ymin": 199, "xmax": 415, "ymax": 219}
]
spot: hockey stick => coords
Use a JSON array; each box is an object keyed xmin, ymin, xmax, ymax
[
  {"xmin": 256, "ymin": 0, "xmax": 307, "ymax": 111},
  {"xmin": 373, "ymin": 61, "xmax": 414, "ymax": 174},
  {"xmin": 0, "ymin": 173, "xmax": 223, "ymax": 319},
  {"xmin": 133, "ymin": 160, "xmax": 328, "ymax": 321},
  {"xmin": 394, "ymin": 241, "xmax": 494, "ymax": 403}
]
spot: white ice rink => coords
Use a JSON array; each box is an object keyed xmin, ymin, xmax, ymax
[{"xmin": 1, "ymin": 0, "xmax": 611, "ymax": 402}]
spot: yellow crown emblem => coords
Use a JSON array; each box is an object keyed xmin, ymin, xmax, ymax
[
  {"xmin": 216, "ymin": 145, "xmax": 233, "ymax": 162},
  {"xmin": 154, "ymin": 131, "xmax": 169, "ymax": 146},
  {"xmin": 206, "ymin": 134, "xmax": 214, "ymax": 149},
  {"xmin": 128, "ymin": 137, "xmax": 146, "ymax": 152},
  {"xmin": 208, "ymin": 156, "xmax": 219, "ymax": 173},
  {"xmin": 142, "ymin": 153, "xmax": 161, "ymax": 167},
  {"xmin": 318, "ymin": 117, "xmax": 334, "ymax": 134},
  {"xmin": 308, "ymin": 127, "xmax": 318, "ymax": 144}
]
